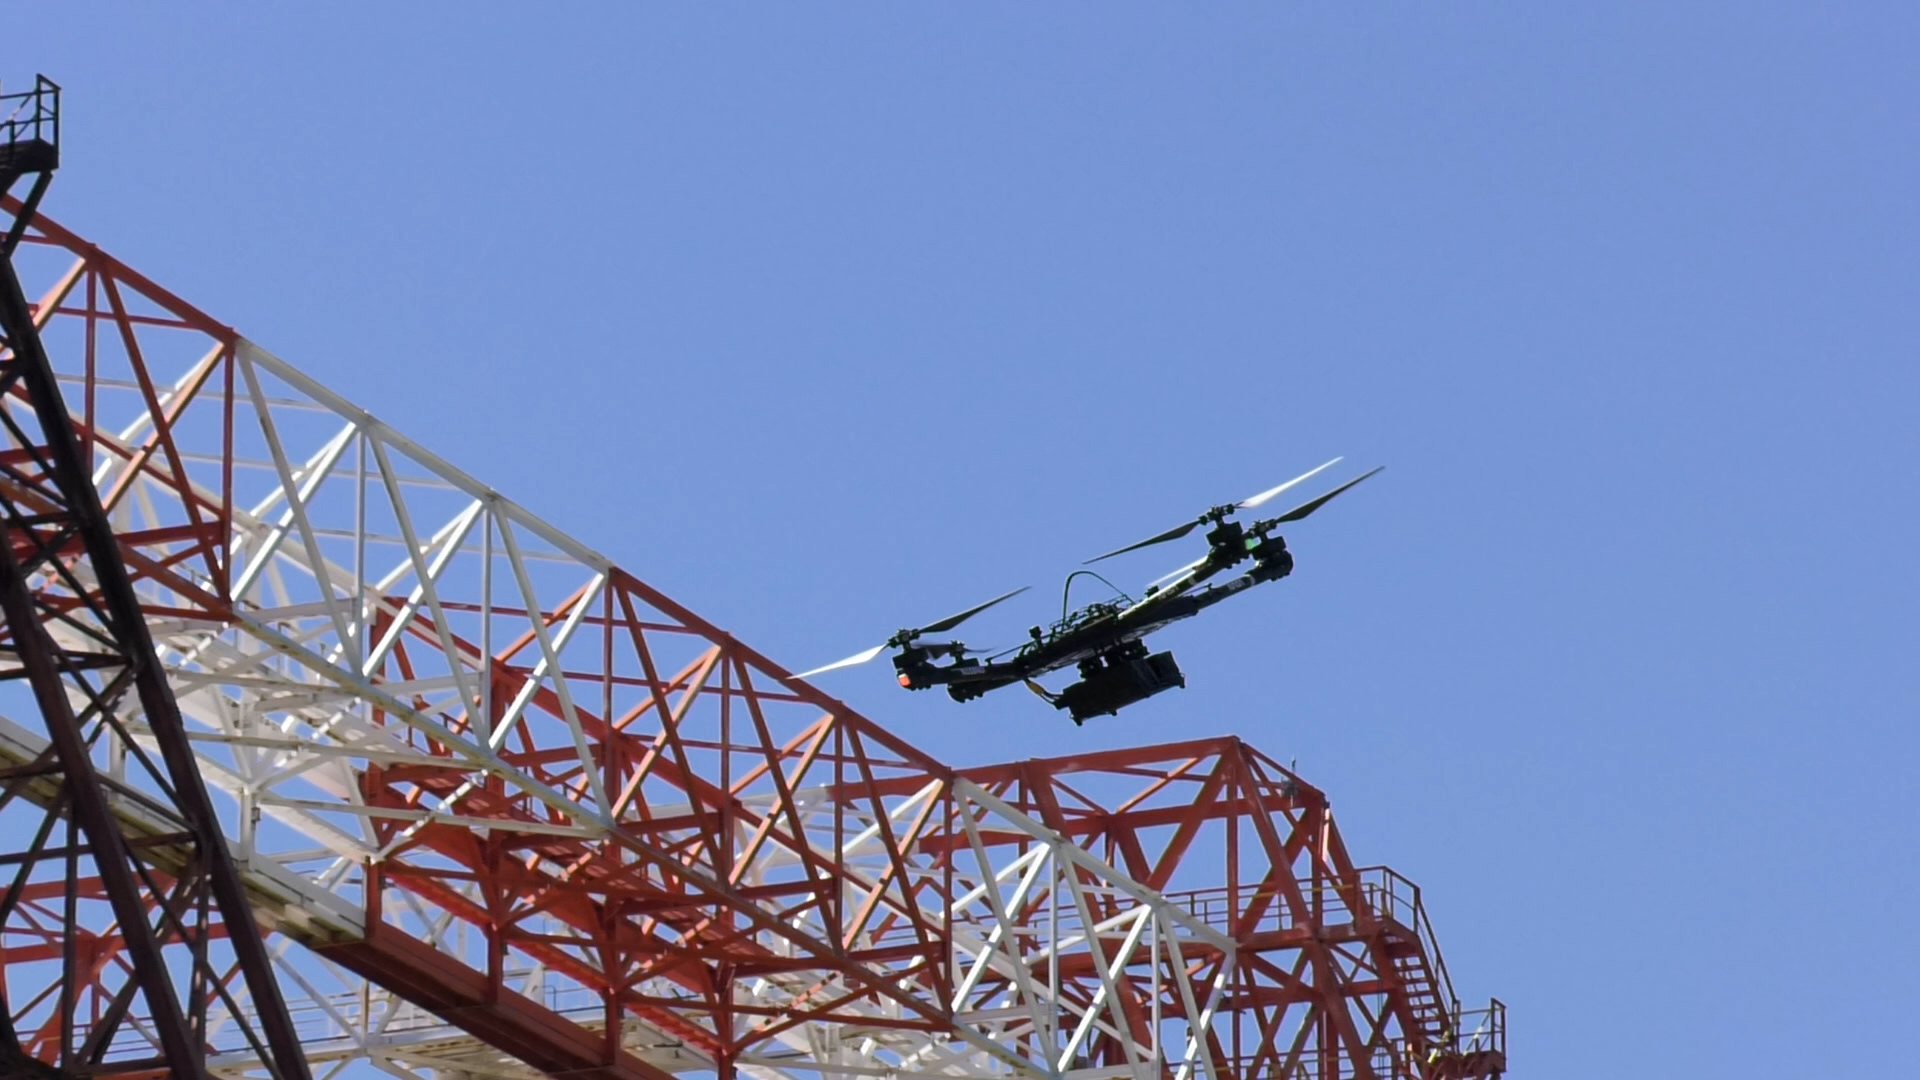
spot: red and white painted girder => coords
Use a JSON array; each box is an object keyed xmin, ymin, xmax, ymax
[
  {"xmin": 0, "ymin": 200, "xmax": 1501, "ymax": 1080},
  {"xmin": 954, "ymin": 740, "xmax": 1473, "ymax": 1077}
]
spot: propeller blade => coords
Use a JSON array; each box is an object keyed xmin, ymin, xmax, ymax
[
  {"xmin": 792, "ymin": 643, "xmax": 889, "ymax": 679},
  {"xmin": 919, "ymin": 585, "xmax": 1031, "ymax": 635},
  {"xmin": 1270, "ymin": 466, "xmax": 1384, "ymax": 524},
  {"xmin": 1088, "ymin": 457, "xmax": 1346, "ymax": 564},
  {"xmin": 1147, "ymin": 557, "xmax": 1206, "ymax": 590},
  {"xmin": 794, "ymin": 587, "xmax": 1027, "ymax": 680},
  {"xmin": 1238, "ymin": 457, "xmax": 1343, "ymax": 509},
  {"xmin": 1085, "ymin": 519, "xmax": 1204, "ymax": 564}
]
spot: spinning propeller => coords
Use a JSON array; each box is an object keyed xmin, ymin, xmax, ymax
[
  {"xmin": 1139, "ymin": 463, "xmax": 1380, "ymax": 591},
  {"xmin": 1145, "ymin": 556, "xmax": 1207, "ymax": 591},
  {"xmin": 1086, "ymin": 457, "xmax": 1360, "ymax": 564},
  {"xmin": 792, "ymin": 585, "xmax": 1030, "ymax": 679},
  {"xmin": 1262, "ymin": 465, "xmax": 1384, "ymax": 525}
]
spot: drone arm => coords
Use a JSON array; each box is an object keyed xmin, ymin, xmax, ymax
[
  {"xmin": 1124, "ymin": 550, "xmax": 1293, "ymax": 632},
  {"xmin": 1141, "ymin": 535, "xmax": 1248, "ymax": 600}
]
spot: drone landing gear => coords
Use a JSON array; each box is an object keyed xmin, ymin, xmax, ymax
[{"xmin": 1053, "ymin": 643, "xmax": 1185, "ymax": 724}]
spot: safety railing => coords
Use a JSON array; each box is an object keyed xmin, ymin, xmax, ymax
[
  {"xmin": 1354, "ymin": 866, "xmax": 1457, "ymax": 1030},
  {"xmin": 1173, "ymin": 883, "xmax": 1289, "ymax": 935},
  {"xmin": 1145, "ymin": 1014, "xmax": 1503, "ymax": 1080},
  {"xmin": 0, "ymin": 75, "xmax": 59, "ymax": 153},
  {"xmin": 70, "ymin": 972, "xmax": 617, "ymax": 1063},
  {"xmin": 1165, "ymin": 868, "xmax": 1471, "ymax": 1058},
  {"xmin": 1164, "ymin": 867, "xmax": 1444, "ymax": 950},
  {"xmin": 1168, "ymin": 879, "xmax": 1374, "ymax": 936},
  {"xmin": 1450, "ymin": 998, "xmax": 1506, "ymax": 1061},
  {"xmin": 1170, "ymin": 1047, "xmax": 1407, "ymax": 1080}
]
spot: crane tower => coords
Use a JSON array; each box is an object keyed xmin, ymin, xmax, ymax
[{"xmin": 0, "ymin": 76, "xmax": 1506, "ymax": 1080}]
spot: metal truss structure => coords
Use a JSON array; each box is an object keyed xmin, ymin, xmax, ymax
[
  {"xmin": 0, "ymin": 77, "xmax": 312, "ymax": 1080},
  {"xmin": 0, "ymin": 169, "xmax": 1507, "ymax": 1078}
]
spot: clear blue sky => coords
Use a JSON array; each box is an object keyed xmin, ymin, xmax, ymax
[{"xmin": 13, "ymin": 5, "xmax": 1918, "ymax": 1076}]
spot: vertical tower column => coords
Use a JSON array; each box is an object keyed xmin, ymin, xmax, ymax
[{"xmin": 0, "ymin": 75, "xmax": 312, "ymax": 1080}]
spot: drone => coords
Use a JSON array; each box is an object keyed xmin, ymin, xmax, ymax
[{"xmin": 794, "ymin": 458, "xmax": 1381, "ymax": 724}]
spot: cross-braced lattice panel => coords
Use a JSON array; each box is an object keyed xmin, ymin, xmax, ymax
[
  {"xmin": 956, "ymin": 741, "xmax": 1452, "ymax": 1080},
  {"xmin": 933, "ymin": 780, "xmax": 1239, "ymax": 1080},
  {"xmin": 0, "ymin": 231, "xmax": 305, "ymax": 1077},
  {"xmin": 5, "ymin": 207, "xmax": 1001, "ymax": 1072},
  {"xmin": 53, "ymin": 328, "xmax": 973, "ymax": 1056}
]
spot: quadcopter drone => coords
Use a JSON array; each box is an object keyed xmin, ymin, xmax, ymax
[{"xmin": 794, "ymin": 458, "xmax": 1381, "ymax": 723}]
